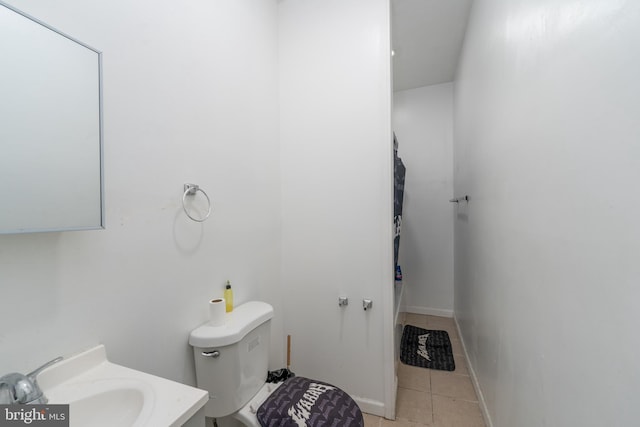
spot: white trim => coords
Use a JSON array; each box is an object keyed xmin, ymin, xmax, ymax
[
  {"xmin": 380, "ymin": 0, "xmax": 396, "ymax": 421},
  {"xmin": 405, "ymin": 306, "xmax": 454, "ymax": 318},
  {"xmin": 353, "ymin": 396, "xmax": 386, "ymax": 417},
  {"xmin": 453, "ymin": 315, "xmax": 494, "ymax": 427}
]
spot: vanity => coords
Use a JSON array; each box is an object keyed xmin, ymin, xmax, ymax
[{"xmin": 36, "ymin": 345, "xmax": 208, "ymax": 427}]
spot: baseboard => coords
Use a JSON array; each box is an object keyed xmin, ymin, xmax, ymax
[
  {"xmin": 405, "ymin": 306, "xmax": 454, "ymax": 318},
  {"xmin": 354, "ymin": 396, "xmax": 385, "ymax": 418},
  {"xmin": 453, "ymin": 315, "xmax": 494, "ymax": 427}
]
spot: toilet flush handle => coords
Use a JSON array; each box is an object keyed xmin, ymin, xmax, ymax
[{"xmin": 202, "ymin": 350, "xmax": 220, "ymax": 358}]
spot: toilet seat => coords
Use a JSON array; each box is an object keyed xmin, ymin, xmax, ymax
[
  {"xmin": 230, "ymin": 377, "xmax": 363, "ymax": 427},
  {"xmin": 255, "ymin": 377, "xmax": 364, "ymax": 427}
]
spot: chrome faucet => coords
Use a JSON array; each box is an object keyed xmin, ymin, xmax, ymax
[{"xmin": 0, "ymin": 356, "xmax": 63, "ymax": 404}]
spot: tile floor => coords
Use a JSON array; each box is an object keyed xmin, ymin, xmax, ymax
[{"xmin": 363, "ymin": 314, "xmax": 486, "ymax": 427}]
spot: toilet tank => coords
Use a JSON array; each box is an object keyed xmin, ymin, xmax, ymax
[{"xmin": 189, "ymin": 301, "xmax": 273, "ymax": 418}]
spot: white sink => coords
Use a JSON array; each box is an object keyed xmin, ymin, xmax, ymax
[
  {"xmin": 71, "ymin": 386, "xmax": 147, "ymax": 427},
  {"xmin": 37, "ymin": 345, "xmax": 207, "ymax": 427},
  {"xmin": 48, "ymin": 378, "xmax": 153, "ymax": 427}
]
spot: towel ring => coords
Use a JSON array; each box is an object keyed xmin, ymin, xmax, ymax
[{"xmin": 182, "ymin": 183, "xmax": 212, "ymax": 222}]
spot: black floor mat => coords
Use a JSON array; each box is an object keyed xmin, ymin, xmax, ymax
[{"xmin": 400, "ymin": 325, "xmax": 455, "ymax": 371}]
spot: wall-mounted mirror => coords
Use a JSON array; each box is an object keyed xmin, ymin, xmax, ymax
[{"xmin": 0, "ymin": 1, "xmax": 104, "ymax": 234}]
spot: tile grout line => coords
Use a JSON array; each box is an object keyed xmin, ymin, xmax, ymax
[{"xmin": 430, "ymin": 369, "xmax": 434, "ymax": 425}]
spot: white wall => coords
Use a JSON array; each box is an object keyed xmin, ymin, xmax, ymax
[
  {"xmin": 454, "ymin": 1, "xmax": 640, "ymax": 426},
  {"xmin": 393, "ymin": 83, "xmax": 454, "ymax": 316},
  {"xmin": 0, "ymin": 0, "xmax": 282, "ymax": 385},
  {"xmin": 278, "ymin": 0, "xmax": 395, "ymax": 417}
]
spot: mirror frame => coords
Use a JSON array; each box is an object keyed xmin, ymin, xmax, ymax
[{"xmin": 0, "ymin": 1, "xmax": 105, "ymax": 234}]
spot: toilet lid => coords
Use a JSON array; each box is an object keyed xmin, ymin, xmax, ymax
[{"xmin": 256, "ymin": 376, "xmax": 364, "ymax": 427}]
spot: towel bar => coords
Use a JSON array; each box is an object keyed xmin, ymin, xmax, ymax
[{"xmin": 449, "ymin": 195, "xmax": 469, "ymax": 203}]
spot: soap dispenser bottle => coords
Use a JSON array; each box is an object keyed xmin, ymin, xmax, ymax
[{"xmin": 224, "ymin": 280, "xmax": 233, "ymax": 312}]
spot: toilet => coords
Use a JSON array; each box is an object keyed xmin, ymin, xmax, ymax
[{"xmin": 189, "ymin": 301, "xmax": 363, "ymax": 426}]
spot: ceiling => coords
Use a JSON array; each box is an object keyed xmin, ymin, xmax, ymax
[{"xmin": 392, "ymin": 0, "xmax": 474, "ymax": 92}]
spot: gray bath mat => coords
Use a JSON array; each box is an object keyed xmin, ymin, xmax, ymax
[{"xmin": 400, "ymin": 325, "xmax": 455, "ymax": 371}]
